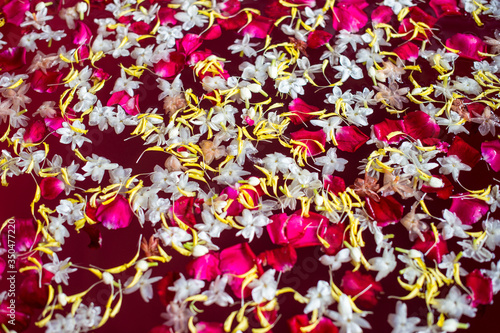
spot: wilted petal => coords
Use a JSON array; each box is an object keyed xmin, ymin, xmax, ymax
[
  {"xmin": 481, "ymin": 139, "xmax": 500, "ymax": 172},
  {"xmin": 186, "ymin": 253, "xmax": 221, "ymax": 281},
  {"xmin": 96, "ymin": 195, "xmax": 133, "ymax": 229},
  {"xmin": 366, "ymin": 195, "xmax": 403, "ymax": 227},
  {"xmin": 445, "ymin": 33, "xmax": 486, "ymax": 61},
  {"xmin": 335, "ymin": 125, "xmax": 369, "ymax": 152},
  {"xmin": 466, "ymin": 269, "xmax": 493, "ymax": 306},
  {"xmin": 449, "ymin": 194, "xmax": 489, "ymax": 225}
]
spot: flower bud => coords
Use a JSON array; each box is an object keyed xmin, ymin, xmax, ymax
[
  {"xmin": 136, "ymin": 260, "xmax": 149, "ymax": 272},
  {"xmin": 408, "ymin": 249, "xmax": 423, "ymax": 259},
  {"xmin": 314, "ymin": 194, "xmax": 324, "ymax": 206},
  {"xmin": 102, "ymin": 272, "xmax": 114, "ymax": 285},
  {"xmin": 248, "ymin": 177, "xmax": 260, "ymax": 186},
  {"xmin": 240, "ymin": 86, "xmax": 252, "ymax": 101},
  {"xmin": 57, "ymin": 293, "xmax": 68, "ymax": 306},
  {"xmin": 192, "ymin": 244, "xmax": 209, "ymax": 257},
  {"xmin": 428, "ymin": 177, "xmax": 444, "ymax": 188}
]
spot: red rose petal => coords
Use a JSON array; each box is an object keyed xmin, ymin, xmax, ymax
[
  {"xmin": 335, "ymin": 126, "xmax": 369, "ymax": 152},
  {"xmin": 366, "ymin": 195, "xmax": 403, "ymax": 227}
]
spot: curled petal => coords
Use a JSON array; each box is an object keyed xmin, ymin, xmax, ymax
[
  {"xmin": 403, "ymin": 110, "xmax": 440, "ymax": 140},
  {"xmin": 96, "ymin": 195, "xmax": 133, "ymax": 229},
  {"xmin": 366, "ymin": 195, "xmax": 403, "ymax": 227},
  {"xmin": 373, "ymin": 118, "xmax": 405, "ymax": 143},
  {"xmin": 324, "ymin": 175, "xmax": 346, "ymax": 195},
  {"xmin": 466, "ymin": 269, "xmax": 493, "ymax": 307},
  {"xmin": 2, "ymin": 0, "xmax": 30, "ymax": 25},
  {"xmin": 288, "ymin": 98, "xmax": 320, "ymax": 125},
  {"xmin": 412, "ymin": 231, "xmax": 448, "ymax": 263},
  {"xmin": 290, "ymin": 129, "xmax": 326, "ymax": 157},
  {"xmin": 40, "ymin": 177, "xmax": 65, "ymax": 200},
  {"xmin": 371, "ymin": 5, "xmax": 393, "ymax": 24},
  {"xmin": 73, "ymin": 22, "xmax": 92, "ymax": 45},
  {"xmin": 335, "ymin": 126, "xmax": 369, "ymax": 152},
  {"xmin": 307, "ymin": 30, "xmax": 333, "ymax": 49},
  {"xmin": 449, "ymin": 194, "xmax": 489, "ymax": 225},
  {"xmin": 448, "ymin": 136, "xmax": 480, "ymax": 168},
  {"xmin": 186, "ymin": 253, "xmax": 221, "ymax": 281},
  {"xmin": 267, "ymin": 213, "xmax": 289, "ymax": 245},
  {"xmin": 158, "ymin": 7, "xmax": 177, "ymax": 26},
  {"xmin": 481, "ymin": 139, "xmax": 500, "ymax": 172},
  {"xmin": 445, "ymin": 33, "xmax": 486, "ymax": 61},
  {"xmin": 393, "ymin": 42, "xmax": 420, "ymax": 61},
  {"xmin": 332, "ymin": 5, "xmax": 368, "ymax": 33},
  {"xmin": 23, "ymin": 120, "xmax": 47, "ymax": 144},
  {"xmin": 154, "ymin": 52, "xmax": 186, "ymax": 79}
]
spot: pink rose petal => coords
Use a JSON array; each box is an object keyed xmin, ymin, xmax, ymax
[
  {"xmin": 365, "ymin": 195, "xmax": 403, "ymax": 227},
  {"xmin": 40, "ymin": 177, "xmax": 65, "ymax": 200},
  {"xmin": 371, "ymin": 5, "xmax": 393, "ymax": 24},
  {"xmin": 412, "ymin": 231, "xmax": 448, "ymax": 263},
  {"xmin": 445, "ymin": 33, "xmax": 486, "ymax": 61},
  {"xmin": 32, "ymin": 70, "xmax": 63, "ymax": 93},
  {"xmin": 307, "ymin": 30, "xmax": 333, "ymax": 49},
  {"xmin": 73, "ymin": 22, "xmax": 92, "ymax": 45},
  {"xmin": 240, "ymin": 14, "xmax": 274, "ymax": 38},
  {"xmin": 481, "ymin": 139, "xmax": 500, "ymax": 172},
  {"xmin": 466, "ymin": 269, "xmax": 493, "ymax": 307},
  {"xmin": 448, "ymin": 135, "xmax": 480, "ymax": 168},
  {"xmin": 393, "ymin": 42, "xmax": 420, "ymax": 61},
  {"xmin": 403, "ymin": 110, "xmax": 440, "ymax": 140},
  {"xmin": 288, "ymin": 315, "xmax": 339, "ymax": 333},
  {"xmin": 335, "ymin": 126, "xmax": 369, "ymax": 152},
  {"xmin": 341, "ymin": 271, "xmax": 383, "ymax": 308},
  {"xmin": 286, "ymin": 211, "xmax": 327, "ymax": 248},
  {"xmin": 373, "ymin": 118, "xmax": 406, "ymax": 143},
  {"xmin": 186, "ymin": 252, "xmax": 221, "ymax": 281},
  {"xmin": 290, "ymin": 129, "xmax": 326, "ymax": 157},
  {"xmin": 107, "ymin": 91, "xmax": 140, "ymax": 116},
  {"xmin": 23, "ymin": 120, "xmax": 47, "ymax": 144},
  {"xmin": 449, "ymin": 194, "xmax": 489, "ymax": 225},
  {"xmin": 332, "ymin": 5, "xmax": 368, "ymax": 33},
  {"xmin": 324, "ymin": 175, "xmax": 346, "ymax": 195},
  {"xmin": 96, "ymin": 195, "xmax": 133, "ymax": 229},
  {"xmin": 430, "ymin": 0, "xmax": 461, "ymax": 17}
]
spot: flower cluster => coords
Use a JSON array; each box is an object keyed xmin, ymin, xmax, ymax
[{"xmin": 1, "ymin": 0, "xmax": 500, "ymax": 332}]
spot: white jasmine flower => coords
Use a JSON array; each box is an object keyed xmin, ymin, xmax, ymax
[
  {"xmin": 383, "ymin": 0, "xmax": 415, "ymax": 15},
  {"xmin": 432, "ymin": 286, "xmax": 476, "ymax": 319},
  {"xmin": 168, "ymin": 273, "xmax": 205, "ymax": 302},
  {"xmin": 484, "ymin": 218, "xmax": 500, "ymax": 250},
  {"xmin": 48, "ymin": 216, "xmax": 70, "ymax": 245},
  {"xmin": 235, "ymin": 209, "xmax": 270, "ymax": 242},
  {"xmin": 326, "ymin": 294, "xmax": 372, "ymax": 333},
  {"xmin": 44, "ymin": 253, "xmax": 77, "ymax": 285},
  {"xmin": 249, "ymin": 269, "xmax": 278, "ymax": 303},
  {"xmin": 56, "ymin": 120, "xmax": 92, "ymax": 150},
  {"xmin": 319, "ymin": 248, "xmax": 351, "ymax": 271},
  {"xmin": 202, "ymin": 275, "xmax": 234, "ymax": 307},
  {"xmin": 213, "ymin": 161, "xmax": 251, "ymax": 185},
  {"xmin": 437, "ymin": 209, "xmax": 472, "ymax": 240},
  {"xmin": 82, "ymin": 154, "xmax": 119, "ymax": 183},
  {"xmin": 315, "ymin": 148, "xmax": 348, "ymax": 175},
  {"xmin": 228, "ymin": 34, "xmax": 259, "ymax": 57},
  {"xmin": 453, "ymin": 76, "xmax": 482, "ymax": 95},
  {"xmin": 174, "ymin": 5, "xmax": 208, "ymax": 30},
  {"xmin": 334, "ymin": 55, "xmax": 364, "ymax": 82},
  {"xmin": 123, "ymin": 269, "xmax": 162, "ymax": 302},
  {"xmin": 388, "ymin": 301, "xmax": 421, "ymax": 333},
  {"xmin": 304, "ymin": 280, "xmax": 334, "ymax": 314},
  {"xmin": 437, "ymin": 155, "xmax": 471, "ymax": 181},
  {"xmin": 368, "ymin": 245, "xmax": 397, "ymax": 281},
  {"xmin": 277, "ymin": 74, "xmax": 307, "ymax": 99}
]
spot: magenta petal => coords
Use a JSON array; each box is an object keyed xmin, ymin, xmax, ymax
[
  {"xmin": 286, "ymin": 211, "xmax": 327, "ymax": 248},
  {"xmin": 169, "ymin": 196, "xmax": 202, "ymax": 228},
  {"xmin": 148, "ymin": 325, "xmax": 173, "ymax": 333},
  {"xmin": 341, "ymin": 271, "xmax": 383, "ymax": 309},
  {"xmin": 107, "ymin": 91, "xmax": 140, "ymax": 115},
  {"xmin": 44, "ymin": 117, "xmax": 65, "ymax": 136},
  {"xmin": 403, "ymin": 111, "xmax": 440, "ymax": 140},
  {"xmin": 267, "ymin": 213, "xmax": 289, "ymax": 245},
  {"xmin": 373, "ymin": 119, "xmax": 405, "ymax": 143},
  {"xmin": 154, "ymin": 52, "xmax": 185, "ymax": 79},
  {"xmin": 481, "ymin": 139, "xmax": 500, "ymax": 172},
  {"xmin": 158, "ymin": 7, "xmax": 177, "ymax": 26},
  {"xmin": 371, "ymin": 5, "xmax": 393, "ymax": 24},
  {"xmin": 288, "ymin": 315, "xmax": 339, "ymax": 333},
  {"xmin": 32, "ymin": 70, "xmax": 63, "ymax": 93},
  {"xmin": 449, "ymin": 194, "xmax": 489, "ymax": 225},
  {"xmin": 446, "ymin": 33, "xmax": 486, "ymax": 61},
  {"xmin": 412, "ymin": 231, "xmax": 448, "ymax": 263},
  {"xmin": 0, "ymin": 303, "xmax": 30, "ymax": 332},
  {"xmin": 335, "ymin": 126, "xmax": 369, "ymax": 152},
  {"xmin": 2, "ymin": 218, "xmax": 40, "ymax": 252},
  {"xmin": 240, "ymin": 15, "xmax": 274, "ymax": 38},
  {"xmin": 202, "ymin": 25, "xmax": 222, "ymax": 40},
  {"xmin": 332, "ymin": 5, "xmax": 368, "ymax": 33},
  {"xmin": 393, "ymin": 42, "xmax": 420, "ymax": 61},
  {"xmin": 0, "ymin": 47, "xmax": 26, "ymax": 72},
  {"xmin": 466, "ymin": 269, "xmax": 493, "ymax": 307},
  {"xmin": 179, "ymin": 34, "xmax": 203, "ymax": 56},
  {"xmin": 19, "ymin": 272, "xmax": 50, "ymax": 308},
  {"xmin": 366, "ymin": 195, "xmax": 403, "ymax": 227},
  {"xmin": 96, "ymin": 195, "xmax": 133, "ymax": 229},
  {"xmin": 324, "ymin": 175, "xmax": 346, "ymax": 195},
  {"xmin": 307, "ymin": 30, "xmax": 333, "ymax": 49},
  {"xmin": 259, "ymin": 244, "xmax": 297, "ymax": 272},
  {"xmin": 448, "ymin": 136, "xmax": 480, "ymax": 168},
  {"xmin": 73, "ymin": 22, "xmax": 92, "ymax": 45},
  {"xmin": 2, "ymin": 0, "xmax": 30, "ymax": 25},
  {"xmin": 40, "ymin": 177, "xmax": 65, "ymax": 200},
  {"xmin": 430, "ymin": 0, "xmax": 461, "ymax": 17},
  {"xmin": 290, "ymin": 129, "xmax": 326, "ymax": 156},
  {"xmin": 23, "ymin": 120, "xmax": 47, "ymax": 144},
  {"xmin": 288, "ymin": 98, "xmax": 320, "ymax": 125},
  {"xmin": 186, "ymin": 253, "xmax": 221, "ymax": 281}
]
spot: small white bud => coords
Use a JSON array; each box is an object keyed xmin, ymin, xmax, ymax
[
  {"xmin": 268, "ymin": 65, "xmax": 278, "ymax": 79},
  {"xmin": 350, "ymin": 247, "xmax": 362, "ymax": 263},
  {"xmin": 192, "ymin": 244, "xmax": 209, "ymax": 257},
  {"xmin": 248, "ymin": 177, "xmax": 260, "ymax": 186},
  {"xmin": 76, "ymin": 2, "xmax": 88, "ymax": 13},
  {"xmin": 428, "ymin": 177, "xmax": 444, "ymax": 188},
  {"xmin": 408, "ymin": 249, "xmax": 423, "ymax": 259},
  {"xmin": 136, "ymin": 260, "xmax": 149, "ymax": 272},
  {"xmin": 102, "ymin": 272, "xmax": 114, "ymax": 285},
  {"xmin": 441, "ymin": 319, "xmax": 459, "ymax": 332},
  {"xmin": 314, "ymin": 194, "xmax": 324, "ymax": 206},
  {"xmin": 36, "ymin": 2, "xmax": 47, "ymax": 11},
  {"xmin": 57, "ymin": 293, "xmax": 67, "ymax": 306},
  {"xmin": 240, "ymin": 87, "xmax": 252, "ymax": 101}
]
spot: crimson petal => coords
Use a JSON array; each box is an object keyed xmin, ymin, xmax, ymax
[
  {"xmin": 288, "ymin": 315, "xmax": 338, "ymax": 333},
  {"xmin": 466, "ymin": 269, "xmax": 493, "ymax": 307},
  {"xmin": 448, "ymin": 136, "xmax": 480, "ymax": 168},
  {"xmin": 324, "ymin": 175, "xmax": 346, "ymax": 195},
  {"xmin": 393, "ymin": 42, "xmax": 420, "ymax": 61},
  {"xmin": 371, "ymin": 5, "xmax": 393, "ymax": 24},
  {"xmin": 335, "ymin": 125, "xmax": 369, "ymax": 152},
  {"xmin": 307, "ymin": 30, "xmax": 333, "ymax": 49},
  {"xmin": 445, "ymin": 33, "xmax": 486, "ymax": 61},
  {"xmin": 403, "ymin": 110, "xmax": 440, "ymax": 140},
  {"xmin": 0, "ymin": 47, "xmax": 26, "ymax": 72},
  {"xmin": 366, "ymin": 195, "xmax": 403, "ymax": 227},
  {"xmin": 412, "ymin": 230, "xmax": 449, "ymax": 263},
  {"xmin": 449, "ymin": 194, "xmax": 489, "ymax": 225},
  {"xmin": 341, "ymin": 271, "xmax": 383, "ymax": 308},
  {"xmin": 40, "ymin": 177, "xmax": 65, "ymax": 200},
  {"xmin": 240, "ymin": 15, "xmax": 274, "ymax": 38},
  {"xmin": 107, "ymin": 91, "xmax": 140, "ymax": 115},
  {"xmin": 258, "ymin": 244, "xmax": 297, "ymax": 272},
  {"xmin": 430, "ymin": 0, "xmax": 461, "ymax": 17},
  {"xmin": 373, "ymin": 118, "xmax": 405, "ymax": 143},
  {"xmin": 288, "ymin": 98, "xmax": 320, "ymax": 125},
  {"xmin": 421, "ymin": 175, "xmax": 454, "ymax": 199},
  {"xmin": 32, "ymin": 70, "xmax": 63, "ymax": 93},
  {"xmin": 186, "ymin": 252, "xmax": 221, "ymax": 281},
  {"xmin": 290, "ymin": 129, "xmax": 326, "ymax": 157},
  {"xmin": 96, "ymin": 195, "xmax": 133, "ymax": 230}
]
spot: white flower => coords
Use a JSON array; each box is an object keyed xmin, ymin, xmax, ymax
[
  {"xmin": 304, "ymin": 280, "xmax": 334, "ymax": 314},
  {"xmin": 344, "ymin": 104, "xmax": 373, "ymax": 126},
  {"xmin": 213, "ymin": 161, "xmax": 251, "ymax": 185},
  {"xmin": 202, "ymin": 275, "xmax": 234, "ymax": 307},
  {"xmin": 432, "ymin": 286, "xmax": 476, "ymax": 319},
  {"xmin": 311, "ymin": 116, "xmax": 343, "ymax": 142},
  {"xmin": 228, "ymin": 34, "xmax": 259, "ymax": 57},
  {"xmin": 315, "ymin": 148, "xmax": 348, "ymax": 175},
  {"xmin": 123, "ymin": 269, "xmax": 162, "ymax": 303},
  {"xmin": 195, "ymin": 210, "xmax": 231, "ymax": 238},
  {"xmin": 44, "ymin": 253, "xmax": 77, "ymax": 285},
  {"xmin": 82, "ymin": 154, "xmax": 119, "ymax": 183},
  {"xmin": 482, "ymin": 260, "xmax": 500, "ymax": 294},
  {"xmin": 162, "ymin": 301, "xmax": 194, "ymax": 333},
  {"xmin": 326, "ymin": 294, "xmax": 372, "ymax": 333},
  {"xmin": 438, "ymin": 252, "xmax": 468, "ymax": 279},
  {"xmin": 74, "ymin": 303, "xmax": 102, "ymax": 330},
  {"xmin": 277, "ymin": 74, "xmax": 307, "ymax": 99},
  {"xmin": 436, "ymin": 111, "xmax": 470, "ymax": 135},
  {"xmin": 458, "ymin": 239, "xmax": 495, "ymax": 262},
  {"xmin": 174, "ymin": 5, "xmax": 208, "ymax": 30},
  {"xmin": 56, "ymin": 120, "xmax": 92, "ymax": 150},
  {"xmin": 437, "ymin": 155, "xmax": 471, "ymax": 181},
  {"xmin": 388, "ymin": 301, "xmax": 421, "ymax": 333},
  {"xmin": 319, "ymin": 248, "xmax": 351, "ymax": 271},
  {"xmin": 249, "ymin": 269, "xmax": 278, "ymax": 303},
  {"xmin": 235, "ymin": 209, "xmax": 270, "ymax": 242},
  {"xmin": 155, "ymin": 226, "xmax": 192, "ymax": 247},
  {"xmin": 336, "ymin": 30, "xmax": 365, "ymax": 51},
  {"xmin": 334, "ymin": 55, "xmax": 364, "ymax": 82},
  {"xmin": 111, "ymin": 69, "xmax": 142, "ymax": 96},
  {"xmin": 157, "ymin": 74, "xmax": 184, "ymax": 100},
  {"xmin": 453, "ymin": 76, "xmax": 482, "ymax": 95},
  {"xmin": 48, "ymin": 215, "xmax": 70, "ymax": 245},
  {"xmin": 437, "ymin": 209, "xmax": 472, "ymax": 240},
  {"xmin": 156, "ymin": 25, "xmax": 183, "ymax": 47},
  {"xmin": 368, "ymin": 245, "xmax": 397, "ymax": 281},
  {"xmin": 383, "ymin": 0, "xmax": 416, "ymax": 15},
  {"xmin": 168, "ymin": 273, "xmax": 205, "ymax": 302},
  {"xmin": 484, "ymin": 218, "xmax": 500, "ymax": 250},
  {"xmin": 56, "ymin": 199, "xmax": 85, "ymax": 225}
]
